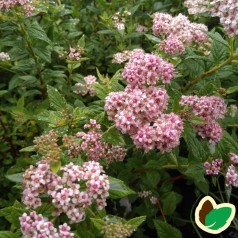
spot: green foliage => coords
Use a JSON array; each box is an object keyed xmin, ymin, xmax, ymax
[
  {"xmin": 108, "ymin": 177, "xmax": 136, "ymax": 199},
  {"xmin": 153, "ymin": 220, "xmax": 182, "ymax": 238}
]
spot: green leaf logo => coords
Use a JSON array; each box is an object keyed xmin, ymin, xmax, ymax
[{"xmin": 195, "ymin": 196, "xmax": 236, "ymax": 234}]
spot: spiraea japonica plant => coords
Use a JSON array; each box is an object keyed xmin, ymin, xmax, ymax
[{"xmin": 1, "ymin": 0, "xmax": 238, "ymax": 237}]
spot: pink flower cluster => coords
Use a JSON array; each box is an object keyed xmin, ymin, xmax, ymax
[
  {"xmin": 0, "ymin": 0, "xmax": 36, "ymax": 16},
  {"xmin": 185, "ymin": 0, "xmax": 238, "ymax": 36},
  {"xmin": 158, "ymin": 35, "xmax": 185, "ymax": 55},
  {"xmin": 225, "ymin": 164, "xmax": 238, "ymax": 187},
  {"xmin": 211, "ymin": 0, "xmax": 238, "ymax": 36},
  {"xmin": 229, "ymin": 152, "xmax": 238, "ymax": 164},
  {"xmin": 204, "ymin": 159, "xmax": 223, "ymax": 175},
  {"xmin": 22, "ymin": 160, "xmax": 109, "ymax": 223},
  {"xmin": 121, "ymin": 51, "xmax": 174, "ymax": 85},
  {"xmin": 132, "ymin": 113, "xmax": 183, "ymax": 153},
  {"xmin": 73, "ymin": 75, "xmax": 97, "ymax": 96},
  {"xmin": 180, "ymin": 95, "xmax": 227, "ymax": 143},
  {"xmin": 63, "ymin": 119, "xmax": 127, "ymax": 162},
  {"xmin": 105, "ymin": 86, "xmax": 168, "ymax": 134},
  {"xmin": 20, "ymin": 211, "xmax": 74, "ymax": 238},
  {"xmin": 68, "ymin": 48, "xmax": 81, "ymax": 61},
  {"xmin": 136, "ymin": 24, "xmax": 148, "ymax": 32},
  {"xmin": 106, "ymin": 33, "xmax": 184, "ymax": 153},
  {"xmin": 105, "ymin": 85, "xmax": 183, "ymax": 153},
  {"xmin": 76, "ymin": 121, "xmax": 105, "ymax": 161},
  {"xmin": 184, "ymin": 0, "xmax": 210, "ymax": 15},
  {"xmin": 104, "ymin": 145, "xmax": 128, "ymax": 164},
  {"xmin": 112, "ymin": 49, "xmax": 144, "ymax": 64},
  {"xmin": 153, "ymin": 13, "xmax": 210, "ymax": 54}
]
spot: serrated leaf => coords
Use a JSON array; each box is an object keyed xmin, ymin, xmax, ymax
[
  {"xmin": 93, "ymin": 83, "xmax": 109, "ymax": 99},
  {"xmin": 109, "ymin": 176, "xmax": 135, "ymax": 199},
  {"xmin": 28, "ymin": 21, "xmax": 51, "ymax": 44},
  {"xmin": 47, "ymin": 85, "xmax": 67, "ymax": 111},
  {"xmin": 5, "ymin": 173, "xmax": 23, "ymax": 183},
  {"xmin": 126, "ymin": 216, "xmax": 146, "ymax": 230},
  {"xmin": 153, "ymin": 220, "xmax": 182, "ymax": 238},
  {"xmin": 102, "ymin": 127, "xmax": 125, "ymax": 146},
  {"xmin": 205, "ymin": 207, "xmax": 232, "ymax": 230},
  {"xmin": 207, "ymin": 32, "xmax": 229, "ymax": 48},
  {"xmin": 34, "ymin": 45, "xmax": 52, "ymax": 63}
]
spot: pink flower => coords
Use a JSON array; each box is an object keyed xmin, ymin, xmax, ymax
[
  {"xmin": 159, "ymin": 35, "xmax": 185, "ymax": 55},
  {"xmin": 204, "ymin": 159, "xmax": 223, "ymax": 175},
  {"xmin": 229, "ymin": 153, "xmax": 238, "ymax": 164},
  {"xmin": 121, "ymin": 52, "xmax": 174, "ymax": 86},
  {"xmin": 226, "ymin": 164, "xmax": 238, "ymax": 187}
]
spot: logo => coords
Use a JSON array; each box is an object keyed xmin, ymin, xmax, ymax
[{"xmin": 195, "ymin": 196, "xmax": 236, "ymax": 234}]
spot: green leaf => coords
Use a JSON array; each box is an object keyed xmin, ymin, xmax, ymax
[
  {"xmin": 109, "ymin": 176, "xmax": 136, "ymax": 199},
  {"xmin": 189, "ymin": 115, "xmax": 207, "ymax": 125},
  {"xmin": 28, "ymin": 21, "xmax": 51, "ymax": 44},
  {"xmin": 205, "ymin": 207, "xmax": 232, "ymax": 230},
  {"xmin": 5, "ymin": 173, "xmax": 23, "ymax": 183},
  {"xmin": 217, "ymin": 131, "xmax": 238, "ymax": 156},
  {"xmin": 90, "ymin": 218, "xmax": 105, "ymax": 230},
  {"xmin": 227, "ymin": 86, "xmax": 238, "ymax": 94},
  {"xmin": 0, "ymin": 231, "xmax": 18, "ymax": 238},
  {"xmin": 153, "ymin": 220, "xmax": 182, "ymax": 238},
  {"xmin": 162, "ymin": 192, "xmax": 177, "ymax": 215},
  {"xmin": 126, "ymin": 216, "xmax": 146, "ymax": 230},
  {"xmin": 34, "ymin": 45, "xmax": 52, "ymax": 63},
  {"xmin": 96, "ymin": 68, "xmax": 105, "ymax": 83},
  {"xmin": 50, "ymin": 161, "xmax": 61, "ymax": 173},
  {"xmin": 207, "ymin": 32, "xmax": 229, "ymax": 48},
  {"xmin": 210, "ymin": 38, "xmax": 227, "ymax": 63},
  {"xmin": 0, "ymin": 201, "xmax": 24, "ymax": 228},
  {"xmin": 102, "ymin": 127, "xmax": 125, "ymax": 146},
  {"xmin": 77, "ymin": 35, "xmax": 85, "ymax": 48},
  {"xmin": 166, "ymin": 153, "xmax": 178, "ymax": 166},
  {"xmin": 145, "ymin": 170, "xmax": 161, "ymax": 188},
  {"xmin": 183, "ymin": 125, "xmax": 209, "ymax": 162},
  {"xmin": 0, "ymin": 90, "xmax": 8, "ymax": 96},
  {"xmin": 20, "ymin": 145, "xmax": 35, "ymax": 152},
  {"xmin": 47, "ymin": 85, "xmax": 67, "ymax": 111},
  {"xmin": 93, "ymin": 83, "xmax": 109, "ymax": 100},
  {"xmin": 36, "ymin": 203, "xmax": 54, "ymax": 217},
  {"xmin": 145, "ymin": 34, "xmax": 161, "ymax": 43},
  {"xmin": 185, "ymin": 164, "xmax": 209, "ymax": 194}
]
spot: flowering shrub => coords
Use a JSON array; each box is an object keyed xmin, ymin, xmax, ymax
[{"xmin": 1, "ymin": 0, "xmax": 238, "ymax": 237}]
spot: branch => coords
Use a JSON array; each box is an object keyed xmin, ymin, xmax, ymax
[{"xmin": 181, "ymin": 53, "xmax": 238, "ymax": 93}]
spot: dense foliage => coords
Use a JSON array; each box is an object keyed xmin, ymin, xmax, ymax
[{"xmin": 1, "ymin": 0, "xmax": 238, "ymax": 237}]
